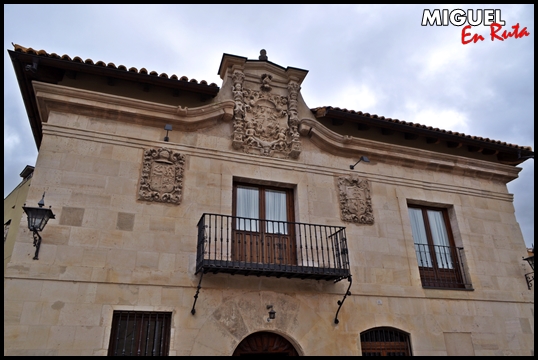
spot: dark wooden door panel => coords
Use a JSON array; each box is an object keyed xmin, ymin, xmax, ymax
[
  {"xmin": 233, "ymin": 231, "xmax": 297, "ymax": 265},
  {"xmin": 233, "ymin": 332, "xmax": 298, "ymax": 356}
]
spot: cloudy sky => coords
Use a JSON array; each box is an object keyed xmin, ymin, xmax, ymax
[{"xmin": 4, "ymin": 4, "xmax": 534, "ymax": 248}]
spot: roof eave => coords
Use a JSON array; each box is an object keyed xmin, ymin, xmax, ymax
[
  {"xmin": 316, "ymin": 107, "xmax": 534, "ymax": 166},
  {"xmin": 8, "ymin": 49, "xmax": 221, "ymax": 149}
]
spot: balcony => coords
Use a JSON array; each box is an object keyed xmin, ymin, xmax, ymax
[
  {"xmin": 414, "ymin": 243, "xmax": 473, "ymax": 289},
  {"xmin": 195, "ymin": 213, "xmax": 351, "ymax": 281}
]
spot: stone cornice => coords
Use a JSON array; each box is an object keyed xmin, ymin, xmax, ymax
[
  {"xmin": 218, "ymin": 53, "xmax": 308, "ymax": 85},
  {"xmin": 41, "ymin": 122, "xmax": 515, "ymax": 203},
  {"xmin": 33, "ymin": 81, "xmax": 234, "ymax": 131},
  {"xmin": 299, "ymin": 118, "xmax": 521, "ymax": 183}
]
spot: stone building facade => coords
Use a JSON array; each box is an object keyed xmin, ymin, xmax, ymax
[
  {"xmin": 4, "ymin": 45, "xmax": 534, "ymax": 356},
  {"xmin": 4, "ymin": 166, "xmax": 34, "ymax": 274}
]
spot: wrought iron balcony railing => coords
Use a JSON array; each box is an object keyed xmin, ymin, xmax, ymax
[
  {"xmin": 195, "ymin": 213, "xmax": 351, "ymax": 281},
  {"xmin": 414, "ymin": 243, "xmax": 473, "ymax": 289}
]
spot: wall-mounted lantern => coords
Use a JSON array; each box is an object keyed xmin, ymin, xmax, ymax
[
  {"xmin": 523, "ymin": 246, "xmax": 534, "ymax": 290},
  {"xmin": 22, "ymin": 192, "xmax": 55, "ymax": 260},
  {"xmin": 350, "ymin": 156, "xmax": 370, "ymax": 170},
  {"xmin": 164, "ymin": 124, "xmax": 172, "ymax": 142},
  {"xmin": 267, "ymin": 305, "xmax": 276, "ymax": 321}
]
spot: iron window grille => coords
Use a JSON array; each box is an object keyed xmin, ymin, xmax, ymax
[
  {"xmin": 360, "ymin": 327, "xmax": 412, "ymax": 356},
  {"xmin": 108, "ymin": 311, "xmax": 171, "ymax": 356}
]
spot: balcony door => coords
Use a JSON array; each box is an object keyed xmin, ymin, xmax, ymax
[
  {"xmin": 233, "ymin": 182, "xmax": 296, "ymax": 265},
  {"xmin": 408, "ymin": 205, "xmax": 465, "ymax": 288}
]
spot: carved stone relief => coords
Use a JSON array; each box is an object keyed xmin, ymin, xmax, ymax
[
  {"xmin": 338, "ymin": 175, "xmax": 374, "ymax": 224},
  {"xmin": 138, "ymin": 147, "xmax": 185, "ymax": 205},
  {"xmin": 231, "ymin": 70, "xmax": 302, "ymax": 159}
]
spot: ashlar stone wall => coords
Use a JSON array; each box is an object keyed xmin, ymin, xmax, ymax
[{"xmin": 4, "ymin": 81, "xmax": 533, "ymax": 356}]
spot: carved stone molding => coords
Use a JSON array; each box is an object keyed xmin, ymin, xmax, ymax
[
  {"xmin": 33, "ymin": 82, "xmax": 234, "ymax": 134},
  {"xmin": 231, "ymin": 71, "xmax": 302, "ymax": 159},
  {"xmin": 338, "ymin": 175, "xmax": 374, "ymax": 224},
  {"xmin": 138, "ymin": 147, "xmax": 186, "ymax": 205},
  {"xmin": 299, "ymin": 118, "xmax": 521, "ymax": 183}
]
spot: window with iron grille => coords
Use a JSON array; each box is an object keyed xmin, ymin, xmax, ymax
[
  {"xmin": 360, "ymin": 327, "xmax": 412, "ymax": 356},
  {"xmin": 108, "ymin": 311, "xmax": 171, "ymax": 356}
]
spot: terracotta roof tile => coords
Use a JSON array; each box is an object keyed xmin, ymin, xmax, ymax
[
  {"xmin": 311, "ymin": 106, "xmax": 533, "ymax": 151},
  {"xmin": 11, "ymin": 43, "xmax": 219, "ymax": 87}
]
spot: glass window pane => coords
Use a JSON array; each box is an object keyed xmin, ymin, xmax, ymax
[
  {"xmin": 265, "ymin": 190, "xmax": 287, "ymax": 234},
  {"xmin": 236, "ymin": 186, "xmax": 259, "ymax": 231},
  {"xmin": 427, "ymin": 210, "xmax": 453, "ymax": 269},
  {"xmin": 408, "ymin": 208, "xmax": 433, "ymax": 267}
]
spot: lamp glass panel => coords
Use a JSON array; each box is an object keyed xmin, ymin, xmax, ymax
[{"xmin": 24, "ymin": 207, "xmax": 54, "ymax": 231}]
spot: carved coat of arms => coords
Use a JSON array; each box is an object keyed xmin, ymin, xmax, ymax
[
  {"xmin": 338, "ymin": 175, "xmax": 374, "ymax": 224},
  {"xmin": 231, "ymin": 70, "xmax": 301, "ymax": 159},
  {"xmin": 138, "ymin": 148, "xmax": 185, "ymax": 205}
]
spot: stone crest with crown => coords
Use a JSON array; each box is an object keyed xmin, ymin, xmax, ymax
[
  {"xmin": 227, "ymin": 50, "xmax": 306, "ymax": 159},
  {"xmin": 138, "ymin": 147, "xmax": 185, "ymax": 205}
]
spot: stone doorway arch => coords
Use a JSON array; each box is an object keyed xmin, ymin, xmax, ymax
[{"xmin": 232, "ymin": 331, "xmax": 299, "ymax": 356}]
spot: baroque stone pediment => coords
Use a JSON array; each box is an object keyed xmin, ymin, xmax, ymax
[
  {"xmin": 138, "ymin": 147, "xmax": 185, "ymax": 205},
  {"xmin": 338, "ymin": 175, "xmax": 374, "ymax": 225},
  {"xmin": 231, "ymin": 70, "xmax": 302, "ymax": 159}
]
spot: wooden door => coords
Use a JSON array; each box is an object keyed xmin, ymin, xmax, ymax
[{"xmin": 233, "ymin": 332, "xmax": 299, "ymax": 356}]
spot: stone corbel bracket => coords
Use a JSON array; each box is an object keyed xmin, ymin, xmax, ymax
[{"xmin": 33, "ymin": 81, "xmax": 234, "ymax": 132}]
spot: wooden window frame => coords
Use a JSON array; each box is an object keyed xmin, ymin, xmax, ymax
[
  {"xmin": 233, "ymin": 182, "xmax": 295, "ymax": 224},
  {"xmin": 232, "ymin": 182, "xmax": 296, "ymax": 265},
  {"xmin": 408, "ymin": 204, "xmax": 465, "ymax": 289}
]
